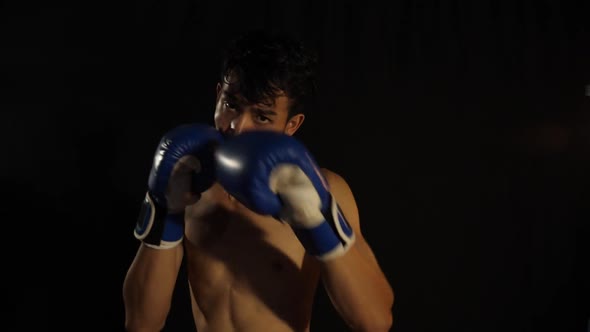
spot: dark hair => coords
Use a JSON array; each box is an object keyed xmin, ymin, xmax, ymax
[{"xmin": 220, "ymin": 30, "xmax": 318, "ymax": 117}]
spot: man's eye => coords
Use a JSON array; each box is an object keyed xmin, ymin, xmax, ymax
[
  {"xmin": 223, "ymin": 101, "xmax": 237, "ymax": 109},
  {"xmin": 256, "ymin": 114, "xmax": 270, "ymax": 123}
]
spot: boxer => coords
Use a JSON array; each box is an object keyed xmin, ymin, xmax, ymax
[{"xmin": 123, "ymin": 30, "xmax": 394, "ymax": 332}]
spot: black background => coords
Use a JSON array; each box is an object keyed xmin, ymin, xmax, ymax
[{"xmin": 2, "ymin": 1, "xmax": 590, "ymax": 331}]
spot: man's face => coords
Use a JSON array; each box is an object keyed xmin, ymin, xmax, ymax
[{"xmin": 213, "ymin": 76, "xmax": 304, "ymax": 137}]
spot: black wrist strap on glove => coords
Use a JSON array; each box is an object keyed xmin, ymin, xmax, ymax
[{"xmin": 134, "ymin": 191, "xmax": 184, "ymax": 249}]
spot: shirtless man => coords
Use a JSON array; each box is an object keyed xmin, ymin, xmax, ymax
[{"xmin": 123, "ymin": 30, "xmax": 394, "ymax": 332}]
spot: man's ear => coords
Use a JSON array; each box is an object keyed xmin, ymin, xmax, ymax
[
  {"xmin": 284, "ymin": 114, "xmax": 305, "ymax": 136},
  {"xmin": 216, "ymin": 82, "xmax": 222, "ymax": 100}
]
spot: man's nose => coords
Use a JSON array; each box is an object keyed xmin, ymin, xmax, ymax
[{"xmin": 230, "ymin": 112, "xmax": 251, "ymax": 134}]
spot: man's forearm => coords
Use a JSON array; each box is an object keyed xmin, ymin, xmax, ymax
[
  {"xmin": 123, "ymin": 243, "xmax": 184, "ymax": 332},
  {"xmin": 320, "ymin": 243, "xmax": 394, "ymax": 332}
]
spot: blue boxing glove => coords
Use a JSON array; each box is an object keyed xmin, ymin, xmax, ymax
[
  {"xmin": 135, "ymin": 123, "xmax": 223, "ymax": 249},
  {"xmin": 215, "ymin": 131, "xmax": 356, "ymax": 260}
]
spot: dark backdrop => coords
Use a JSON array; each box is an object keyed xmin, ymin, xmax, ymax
[{"xmin": 2, "ymin": 1, "xmax": 589, "ymax": 331}]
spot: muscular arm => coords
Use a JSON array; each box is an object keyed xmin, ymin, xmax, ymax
[
  {"xmin": 319, "ymin": 169, "xmax": 394, "ymax": 332},
  {"xmin": 123, "ymin": 243, "xmax": 184, "ymax": 332},
  {"xmin": 122, "ymin": 123, "xmax": 221, "ymax": 331},
  {"xmin": 213, "ymin": 131, "xmax": 393, "ymax": 330}
]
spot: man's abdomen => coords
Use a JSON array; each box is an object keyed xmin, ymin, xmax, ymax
[{"xmin": 183, "ymin": 201, "xmax": 320, "ymax": 332}]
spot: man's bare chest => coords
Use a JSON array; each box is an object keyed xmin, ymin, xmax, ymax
[
  {"xmin": 186, "ymin": 184, "xmax": 298, "ymax": 247},
  {"xmin": 183, "ymin": 184, "xmax": 319, "ymax": 311}
]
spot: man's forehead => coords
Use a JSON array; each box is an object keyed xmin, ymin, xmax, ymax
[
  {"xmin": 221, "ymin": 83, "xmax": 285, "ymax": 107},
  {"xmin": 221, "ymin": 82, "xmax": 242, "ymax": 97}
]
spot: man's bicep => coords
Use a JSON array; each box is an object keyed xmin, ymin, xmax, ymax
[
  {"xmin": 322, "ymin": 168, "xmax": 382, "ymax": 265},
  {"xmin": 321, "ymin": 169, "xmax": 360, "ymax": 228}
]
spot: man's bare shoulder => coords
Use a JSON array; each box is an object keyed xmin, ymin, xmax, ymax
[
  {"xmin": 319, "ymin": 167, "xmax": 350, "ymax": 191},
  {"xmin": 319, "ymin": 168, "xmax": 358, "ymax": 211}
]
